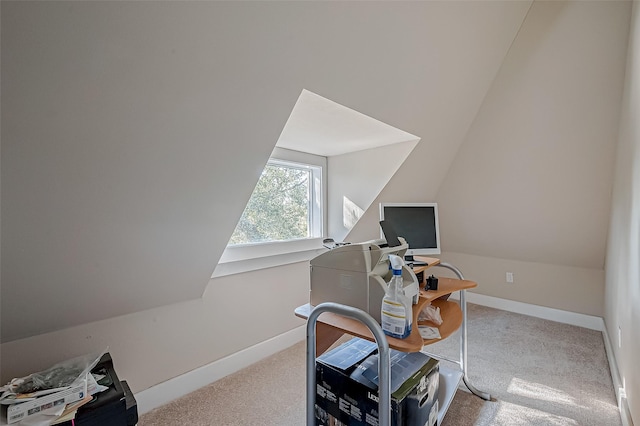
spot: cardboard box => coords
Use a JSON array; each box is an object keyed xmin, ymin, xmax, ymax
[{"xmin": 315, "ymin": 338, "xmax": 439, "ymax": 426}]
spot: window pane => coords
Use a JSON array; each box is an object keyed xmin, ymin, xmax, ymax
[{"xmin": 230, "ymin": 162, "xmax": 312, "ymax": 245}]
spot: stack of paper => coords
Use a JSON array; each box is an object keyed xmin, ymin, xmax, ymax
[{"xmin": 0, "ymin": 350, "xmax": 109, "ymax": 425}]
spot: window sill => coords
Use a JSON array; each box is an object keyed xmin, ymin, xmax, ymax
[{"xmin": 212, "ymin": 238, "xmax": 326, "ymax": 278}]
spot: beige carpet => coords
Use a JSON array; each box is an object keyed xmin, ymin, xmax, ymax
[{"xmin": 139, "ymin": 304, "xmax": 621, "ymax": 426}]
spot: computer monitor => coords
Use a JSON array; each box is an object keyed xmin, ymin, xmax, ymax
[{"xmin": 379, "ymin": 203, "xmax": 441, "ymax": 258}]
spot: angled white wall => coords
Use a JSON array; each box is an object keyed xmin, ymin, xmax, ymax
[
  {"xmin": 434, "ymin": 1, "xmax": 630, "ymax": 316},
  {"xmin": 605, "ymin": 1, "xmax": 640, "ymax": 422},
  {"xmin": 1, "ymin": 2, "xmax": 297, "ymax": 341},
  {"xmin": 328, "ymin": 140, "xmax": 419, "ymax": 243},
  {"xmin": 1, "ymin": 1, "xmax": 532, "ymax": 392}
]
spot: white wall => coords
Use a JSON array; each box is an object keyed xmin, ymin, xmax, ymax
[
  {"xmin": 327, "ymin": 140, "xmax": 418, "ymax": 243},
  {"xmin": 348, "ymin": 1, "xmax": 630, "ymax": 320},
  {"xmin": 1, "ymin": 1, "xmax": 533, "ymax": 392},
  {"xmin": 605, "ymin": 1, "xmax": 640, "ymax": 422},
  {"xmin": 433, "ymin": 1, "xmax": 630, "ymax": 317},
  {"xmin": 1, "ymin": 262, "xmax": 310, "ymax": 393},
  {"xmin": 438, "ymin": 252, "xmax": 605, "ymax": 316},
  {"xmin": 1, "ymin": 1, "xmax": 297, "ymax": 341}
]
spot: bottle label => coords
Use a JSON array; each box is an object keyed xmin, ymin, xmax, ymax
[{"xmin": 381, "ymin": 299, "xmax": 409, "ymax": 338}]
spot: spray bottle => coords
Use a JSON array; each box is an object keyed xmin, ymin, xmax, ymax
[{"xmin": 381, "ymin": 254, "xmax": 412, "ymax": 339}]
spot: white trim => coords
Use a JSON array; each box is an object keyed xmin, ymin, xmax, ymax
[
  {"xmin": 212, "ymin": 247, "xmax": 324, "ymax": 278},
  {"xmin": 219, "ymin": 238, "xmax": 324, "ymax": 264},
  {"xmin": 602, "ymin": 326, "xmax": 623, "ymax": 401},
  {"xmin": 134, "ymin": 325, "xmax": 306, "ymax": 415},
  {"xmin": 136, "ymin": 294, "xmax": 631, "ymax": 423},
  {"xmin": 449, "ymin": 291, "xmax": 604, "ymax": 331},
  {"xmin": 602, "ymin": 325, "xmax": 634, "ymax": 426},
  {"xmin": 213, "ymin": 145, "xmax": 328, "ymax": 278},
  {"xmin": 620, "ymin": 399, "xmax": 634, "ymax": 426}
]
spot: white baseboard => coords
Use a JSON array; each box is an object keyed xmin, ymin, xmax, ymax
[
  {"xmin": 134, "ymin": 325, "xmax": 306, "ymax": 415},
  {"xmin": 621, "ymin": 399, "xmax": 635, "ymax": 426},
  {"xmin": 135, "ymin": 295, "xmax": 629, "ymax": 423},
  {"xmin": 451, "ymin": 291, "xmax": 605, "ymax": 331},
  {"xmin": 602, "ymin": 324, "xmax": 634, "ymax": 426}
]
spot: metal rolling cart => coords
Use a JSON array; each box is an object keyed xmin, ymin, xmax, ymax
[
  {"xmin": 297, "ymin": 258, "xmax": 490, "ymax": 426},
  {"xmin": 305, "ymin": 303, "xmax": 392, "ymax": 426},
  {"xmin": 425, "ymin": 261, "xmax": 491, "ymax": 424}
]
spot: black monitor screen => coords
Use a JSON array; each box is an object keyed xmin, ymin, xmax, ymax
[{"xmin": 380, "ymin": 203, "xmax": 440, "ymax": 255}]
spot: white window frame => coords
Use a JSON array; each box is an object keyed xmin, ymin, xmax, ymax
[{"xmin": 213, "ymin": 147, "xmax": 327, "ymax": 277}]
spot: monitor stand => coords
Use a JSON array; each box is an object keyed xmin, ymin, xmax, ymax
[{"xmin": 404, "ymin": 255, "xmax": 427, "ymax": 266}]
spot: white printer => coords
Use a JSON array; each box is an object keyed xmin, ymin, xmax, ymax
[{"xmin": 309, "ymin": 237, "xmax": 420, "ymax": 323}]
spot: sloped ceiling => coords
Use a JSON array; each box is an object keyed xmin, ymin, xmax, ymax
[
  {"xmin": 1, "ymin": 1, "xmax": 532, "ymax": 342},
  {"xmin": 277, "ymin": 90, "xmax": 419, "ymax": 157},
  {"xmin": 436, "ymin": 1, "xmax": 631, "ymax": 269}
]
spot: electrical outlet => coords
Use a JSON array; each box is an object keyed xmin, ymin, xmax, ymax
[{"xmin": 506, "ymin": 272, "xmax": 514, "ymax": 283}]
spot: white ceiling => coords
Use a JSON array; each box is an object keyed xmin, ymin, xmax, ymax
[{"xmin": 276, "ymin": 90, "xmax": 420, "ymax": 157}]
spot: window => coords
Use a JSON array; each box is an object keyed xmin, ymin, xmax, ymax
[
  {"xmin": 229, "ymin": 157, "xmax": 323, "ymax": 245},
  {"xmin": 214, "ymin": 148, "xmax": 326, "ymax": 277}
]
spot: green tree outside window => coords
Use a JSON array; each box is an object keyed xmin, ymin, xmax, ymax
[{"xmin": 230, "ymin": 162, "xmax": 311, "ymax": 245}]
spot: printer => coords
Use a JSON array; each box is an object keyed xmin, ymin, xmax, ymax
[{"xmin": 310, "ymin": 237, "xmax": 420, "ymax": 323}]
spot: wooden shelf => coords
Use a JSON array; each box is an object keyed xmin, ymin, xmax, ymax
[
  {"xmin": 295, "ymin": 276, "xmax": 477, "ymax": 353},
  {"xmin": 418, "ymin": 299, "xmax": 462, "ymax": 345},
  {"xmin": 295, "ymin": 302, "xmax": 426, "ymax": 352},
  {"xmin": 420, "ymin": 277, "xmax": 477, "ymax": 302},
  {"xmin": 411, "ymin": 256, "xmax": 440, "ymax": 273}
]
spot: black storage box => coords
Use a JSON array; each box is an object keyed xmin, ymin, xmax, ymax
[
  {"xmin": 59, "ymin": 353, "xmax": 138, "ymax": 426},
  {"xmin": 315, "ymin": 338, "xmax": 439, "ymax": 426}
]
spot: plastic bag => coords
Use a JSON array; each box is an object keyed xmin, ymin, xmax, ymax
[
  {"xmin": 418, "ymin": 303, "xmax": 443, "ymax": 326},
  {"xmin": 0, "ymin": 348, "xmax": 107, "ymax": 404}
]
